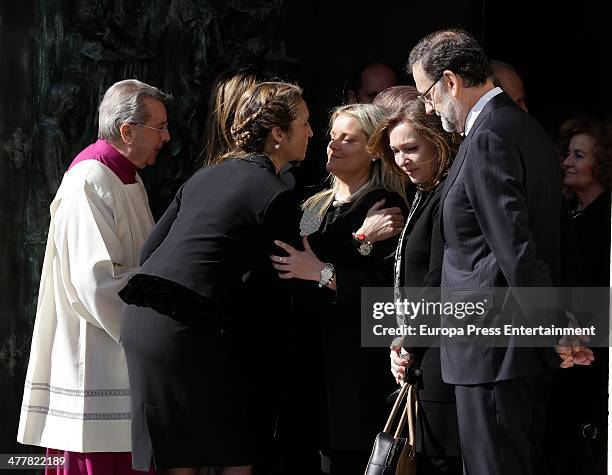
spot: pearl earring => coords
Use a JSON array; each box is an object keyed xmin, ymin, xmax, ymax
[{"xmin": 274, "ymin": 143, "xmax": 280, "ymax": 150}]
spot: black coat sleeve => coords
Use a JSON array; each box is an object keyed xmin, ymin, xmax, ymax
[
  {"xmin": 464, "ymin": 129, "xmax": 553, "ymax": 287},
  {"xmin": 264, "ymin": 189, "xmax": 303, "ymax": 252},
  {"xmin": 334, "ymin": 191, "xmax": 407, "ymax": 306},
  {"xmin": 139, "ymin": 184, "xmax": 184, "ymax": 265}
]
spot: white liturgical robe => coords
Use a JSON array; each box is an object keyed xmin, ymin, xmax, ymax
[{"xmin": 18, "ymin": 160, "xmax": 154, "ymax": 452}]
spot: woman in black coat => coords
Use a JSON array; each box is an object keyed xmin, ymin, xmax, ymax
[
  {"xmin": 271, "ymin": 104, "xmax": 408, "ymax": 474},
  {"xmin": 118, "ymin": 82, "xmax": 313, "ymax": 475},
  {"xmin": 367, "ymin": 99, "xmax": 462, "ymax": 474},
  {"xmin": 545, "ymin": 118, "xmax": 611, "ymax": 475},
  {"xmin": 561, "ymin": 119, "xmax": 611, "ymax": 287}
]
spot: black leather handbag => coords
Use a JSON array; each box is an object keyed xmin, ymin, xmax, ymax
[{"xmin": 364, "ymin": 382, "xmax": 418, "ymax": 475}]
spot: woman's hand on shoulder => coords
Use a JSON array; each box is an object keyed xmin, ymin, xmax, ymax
[{"xmin": 356, "ymin": 198, "xmax": 405, "ymax": 244}]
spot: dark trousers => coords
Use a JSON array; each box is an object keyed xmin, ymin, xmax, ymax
[
  {"xmin": 454, "ymin": 374, "xmax": 550, "ymax": 475},
  {"xmin": 544, "ymin": 350, "xmax": 608, "ymax": 475}
]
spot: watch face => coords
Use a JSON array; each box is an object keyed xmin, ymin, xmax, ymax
[
  {"xmin": 319, "ymin": 264, "xmax": 334, "ymax": 287},
  {"xmin": 321, "ymin": 266, "xmax": 334, "ymax": 280},
  {"xmin": 358, "ymin": 242, "xmax": 372, "ymax": 256}
]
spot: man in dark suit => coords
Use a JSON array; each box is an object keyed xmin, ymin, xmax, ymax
[{"xmin": 404, "ymin": 29, "xmax": 593, "ymax": 474}]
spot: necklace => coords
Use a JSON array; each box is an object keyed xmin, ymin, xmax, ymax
[{"xmin": 332, "ymin": 182, "xmax": 369, "ymax": 207}]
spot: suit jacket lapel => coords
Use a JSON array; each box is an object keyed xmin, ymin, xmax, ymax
[
  {"xmin": 438, "ymin": 91, "xmax": 514, "ymax": 243},
  {"xmin": 440, "ymin": 136, "xmax": 469, "ymax": 205}
]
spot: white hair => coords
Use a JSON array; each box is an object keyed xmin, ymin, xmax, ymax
[{"xmin": 97, "ymin": 79, "xmax": 171, "ymax": 140}]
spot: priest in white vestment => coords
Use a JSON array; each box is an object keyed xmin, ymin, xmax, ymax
[{"xmin": 18, "ymin": 79, "xmax": 171, "ymax": 474}]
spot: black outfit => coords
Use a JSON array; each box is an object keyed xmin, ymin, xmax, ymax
[
  {"xmin": 282, "ymin": 188, "xmax": 407, "ymax": 475},
  {"xmin": 439, "ymin": 92, "xmax": 563, "ymax": 475},
  {"xmin": 571, "ymin": 190, "xmax": 611, "ymax": 287},
  {"xmin": 119, "ymin": 155, "xmax": 301, "ymax": 471},
  {"xmin": 546, "ymin": 189, "xmax": 610, "ymax": 475},
  {"xmin": 397, "ymin": 182, "xmax": 461, "ymax": 474}
]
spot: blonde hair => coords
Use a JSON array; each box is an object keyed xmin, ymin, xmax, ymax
[{"xmin": 303, "ymin": 103, "xmax": 408, "ymax": 215}]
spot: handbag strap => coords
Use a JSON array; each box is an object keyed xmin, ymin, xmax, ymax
[
  {"xmin": 393, "ymin": 383, "xmax": 411, "ymax": 439},
  {"xmin": 384, "ymin": 382, "xmax": 419, "ymax": 442},
  {"xmin": 383, "ymin": 382, "xmax": 410, "ymax": 433},
  {"xmin": 392, "ymin": 383, "xmax": 419, "ymax": 442},
  {"xmin": 406, "ymin": 382, "xmax": 418, "ymax": 446}
]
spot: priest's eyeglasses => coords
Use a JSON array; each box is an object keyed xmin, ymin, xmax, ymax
[{"xmin": 130, "ymin": 123, "xmax": 169, "ymax": 134}]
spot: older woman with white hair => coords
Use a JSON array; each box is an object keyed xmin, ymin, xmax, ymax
[{"xmin": 18, "ymin": 79, "xmax": 170, "ymax": 474}]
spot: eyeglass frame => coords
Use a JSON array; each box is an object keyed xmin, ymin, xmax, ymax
[
  {"xmin": 417, "ymin": 75, "xmax": 443, "ymax": 105},
  {"xmin": 129, "ymin": 122, "xmax": 169, "ymax": 134}
]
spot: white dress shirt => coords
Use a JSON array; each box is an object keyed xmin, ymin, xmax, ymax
[{"xmin": 464, "ymin": 86, "xmax": 503, "ymax": 135}]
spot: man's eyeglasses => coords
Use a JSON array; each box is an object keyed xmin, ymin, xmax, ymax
[
  {"xmin": 129, "ymin": 123, "xmax": 169, "ymax": 133},
  {"xmin": 417, "ymin": 76, "xmax": 442, "ymax": 105}
]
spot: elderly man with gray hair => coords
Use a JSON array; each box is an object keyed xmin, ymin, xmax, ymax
[{"xmin": 18, "ymin": 79, "xmax": 170, "ymax": 474}]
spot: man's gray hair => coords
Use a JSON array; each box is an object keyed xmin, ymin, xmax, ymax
[{"xmin": 98, "ymin": 79, "xmax": 171, "ymax": 141}]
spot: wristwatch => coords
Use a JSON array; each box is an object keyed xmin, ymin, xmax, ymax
[
  {"xmin": 318, "ymin": 263, "xmax": 335, "ymax": 288},
  {"xmin": 352, "ymin": 232, "xmax": 373, "ymax": 256}
]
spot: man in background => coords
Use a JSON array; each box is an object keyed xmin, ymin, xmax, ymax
[
  {"xmin": 344, "ymin": 61, "xmax": 399, "ymax": 103},
  {"xmin": 491, "ymin": 60, "xmax": 528, "ymax": 112}
]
